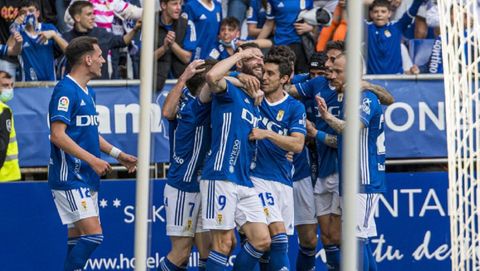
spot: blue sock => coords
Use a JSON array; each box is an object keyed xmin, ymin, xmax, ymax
[
  {"xmin": 296, "ymin": 245, "xmax": 316, "ymax": 271},
  {"xmin": 259, "ymin": 251, "xmax": 270, "ymax": 271},
  {"xmin": 159, "ymin": 257, "xmax": 185, "ymax": 271},
  {"xmin": 366, "ymin": 240, "xmax": 377, "ymax": 271},
  {"xmin": 198, "ymin": 258, "xmax": 207, "ymax": 271},
  {"xmin": 324, "ymin": 244, "xmax": 340, "ymax": 271},
  {"xmin": 233, "ymin": 241, "xmax": 263, "ymax": 270},
  {"xmin": 206, "ymin": 250, "xmax": 228, "ymax": 271},
  {"xmin": 358, "ymin": 239, "xmax": 369, "ymax": 271},
  {"xmin": 269, "ymin": 233, "xmax": 290, "ymax": 271},
  {"xmin": 67, "ymin": 237, "xmax": 79, "ymax": 256},
  {"xmin": 64, "ymin": 234, "xmax": 103, "ymax": 271}
]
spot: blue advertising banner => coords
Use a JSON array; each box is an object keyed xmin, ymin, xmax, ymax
[
  {"xmin": 7, "ymin": 80, "xmax": 446, "ymax": 167},
  {"xmin": 0, "ymin": 172, "xmax": 450, "ymax": 270}
]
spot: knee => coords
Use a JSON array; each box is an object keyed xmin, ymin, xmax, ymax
[
  {"xmin": 251, "ymin": 234, "xmax": 271, "ymax": 252},
  {"xmin": 330, "ymin": 230, "xmax": 341, "ymax": 245},
  {"xmin": 300, "ymin": 234, "xmax": 318, "ymax": 249},
  {"xmin": 212, "ymin": 234, "xmax": 235, "ymax": 255}
]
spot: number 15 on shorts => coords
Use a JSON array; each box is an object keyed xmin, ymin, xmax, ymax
[{"xmin": 259, "ymin": 192, "xmax": 274, "ymax": 217}]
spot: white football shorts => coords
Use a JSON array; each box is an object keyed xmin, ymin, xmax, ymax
[{"xmin": 52, "ymin": 187, "xmax": 99, "ymax": 228}]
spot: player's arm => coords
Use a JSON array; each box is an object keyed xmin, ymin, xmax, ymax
[
  {"xmin": 99, "ymin": 136, "xmax": 137, "ymax": 173},
  {"xmin": 206, "ymin": 49, "xmax": 259, "ymax": 93},
  {"xmin": 0, "ymin": 109, "xmax": 12, "ymax": 168},
  {"xmin": 50, "ymin": 122, "xmax": 112, "ymax": 176},
  {"xmin": 122, "ymin": 20, "xmax": 142, "ymax": 45},
  {"xmin": 171, "ymin": 35, "xmax": 193, "ymax": 64},
  {"xmin": 249, "ymin": 129, "xmax": 305, "ymax": 153},
  {"xmin": 6, "ymin": 32, "xmax": 22, "ymax": 56},
  {"xmin": 257, "ymin": 19, "xmax": 275, "ymax": 39},
  {"xmin": 38, "ymin": 30, "xmax": 68, "ymax": 52},
  {"xmin": 162, "ymin": 60, "xmax": 206, "ymax": 120},
  {"xmin": 361, "ymin": 81, "xmax": 394, "ymax": 105},
  {"xmin": 284, "ymin": 83, "xmax": 301, "ymax": 99},
  {"xmin": 398, "ymin": 0, "xmax": 424, "ymax": 32},
  {"xmin": 306, "ymin": 119, "xmax": 337, "ymax": 148},
  {"xmin": 316, "ymin": 96, "xmax": 366, "ymax": 134}
]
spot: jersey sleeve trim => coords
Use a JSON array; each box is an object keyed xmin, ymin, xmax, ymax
[{"xmin": 50, "ymin": 115, "xmax": 71, "ymax": 125}]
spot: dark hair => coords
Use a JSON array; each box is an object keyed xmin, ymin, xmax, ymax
[
  {"xmin": 19, "ymin": 0, "xmax": 40, "ymax": 10},
  {"xmin": 265, "ymin": 55, "xmax": 293, "ymax": 79},
  {"xmin": 69, "ymin": 1, "xmax": 94, "ymax": 19},
  {"xmin": 325, "ymin": 40, "xmax": 345, "ymax": 53},
  {"xmin": 267, "ymin": 45, "xmax": 296, "ymax": 65},
  {"xmin": 186, "ymin": 59, "xmax": 218, "ymax": 95},
  {"xmin": 65, "ymin": 36, "xmax": 99, "ymax": 67},
  {"xmin": 160, "ymin": 0, "xmax": 178, "ymax": 4},
  {"xmin": 0, "ymin": 70, "xmax": 12, "ymax": 79},
  {"xmin": 235, "ymin": 42, "xmax": 261, "ymax": 53},
  {"xmin": 220, "ymin": 17, "xmax": 240, "ymax": 30},
  {"xmin": 369, "ymin": 0, "xmax": 392, "ymax": 12},
  {"xmin": 309, "ymin": 52, "xmax": 328, "ymax": 70}
]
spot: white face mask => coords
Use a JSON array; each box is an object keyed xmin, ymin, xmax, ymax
[{"xmin": 0, "ymin": 88, "xmax": 14, "ymax": 102}]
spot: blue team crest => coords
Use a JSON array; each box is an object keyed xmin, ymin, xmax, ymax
[
  {"xmin": 384, "ymin": 30, "xmax": 392, "ymax": 38},
  {"xmin": 276, "ymin": 110, "xmax": 285, "ymax": 121}
]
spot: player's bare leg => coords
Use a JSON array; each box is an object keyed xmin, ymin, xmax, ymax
[
  {"xmin": 65, "ymin": 217, "xmax": 103, "ymax": 271},
  {"xmin": 194, "ymin": 231, "xmax": 211, "ymax": 270},
  {"xmin": 318, "ymin": 214, "xmax": 340, "ymax": 270},
  {"xmin": 232, "ymin": 222, "xmax": 271, "ymax": 270}
]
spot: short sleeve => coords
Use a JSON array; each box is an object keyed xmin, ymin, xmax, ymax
[
  {"xmin": 213, "ymin": 80, "xmax": 237, "ymax": 103},
  {"xmin": 49, "ymin": 84, "xmax": 76, "ymax": 125},
  {"xmin": 359, "ymin": 91, "xmax": 379, "ymax": 127},
  {"xmin": 288, "ymin": 101, "xmax": 307, "ymax": 135},
  {"xmin": 294, "ymin": 76, "xmax": 324, "ymax": 98},
  {"xmin": 247, "ymin": 0, "xmax": 258, "ymax": 24},
  {"xmin": 266, "ymin": 0, "xmax": 275, "ymax": 19},
  {"xmin": 182, "ymin": 4, "xmax": 198, "ymax": 52}
]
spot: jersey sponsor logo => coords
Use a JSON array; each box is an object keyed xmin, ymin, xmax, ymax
[
  {"xmin": 58, "ymin": 96, "xmax": 69, "ymax": 112},
  {"xmin": 80, "ymin": 99, "xmax": 86, "ymax": 106},
  {"xmin": 228, "ymin": 139, "xmax": 241, "ymax": 173},
  {"xmin": 241, "ymin": 108, "xmax": 260, "ymax": 127},
  {"xmin": 76, "ymin": 115, "xmax": 99, "ymax": 127},
  {"xmin": 362, "ymin": 98, "xmax": 371, "ymax": 115},
  {"xmin": 5, "ymin": 119, "xmax": 11, "ymax": 133},
  {"xmin": 261, "ymin": 117, "xmax": 288, "ymax": 135}
]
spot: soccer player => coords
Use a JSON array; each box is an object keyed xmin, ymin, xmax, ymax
[
  {"xmin": 317, "ymin": 53, "xmax": 386, "ymax": 271},
  {"xmin": 48, "ymin": 36, "xmax": 137, "ymax": 271},
  {"xmin": 201, "ymin": 43, "xmax": 271, "ymax": 271},
  {"xmin": 182, "ymin": 0, "xmax": 222, "ymax": 60},
  {"xmin": 248, "ymin": 54, "xmax": 307, "ymax": 270},
  {"xmin": 160, "ymin": 59, "xmax": 216, "ymax": 271}
]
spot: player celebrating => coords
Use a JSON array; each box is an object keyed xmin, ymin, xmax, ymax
[
  {"xmin": 248, "ymin": 54, "xmax": 306, "ymax": 270},
  {"xmin": 160, "ymin": 59, "xmax": 216, "ymax": 271},
  {"xmin": 317, "ymin": 53, "xmax": 386, "ymax": 271},
  {"xmin": 201, "ymin": 43, "xmax": 271, "ymax": 271},
  {"xmin": 48, "ymin": 36, "xmax": 137, "ymax": 271}
]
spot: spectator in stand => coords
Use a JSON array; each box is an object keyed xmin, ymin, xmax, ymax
[
  {"xmin": 246, "ymin": 0, "xmax": 267, "ymax": 39},
  {"xmin": 155, "ymin": 0, "xmax": 191, "ymax": 92},
  {"xmin": 228, "ymin": 0, "xmax": 249, "ymax": 25},
  {"xmin": 182, "ymin": 0, "xmax": 222, "ymax": 60},
  {"xmin": 10, "ymin": 0, "xmax": 68, "ymax": 81},
  {"xmin": 0, "ymin": 33, "xmax": 23, "ymax": 58},
  {"xmin": 207, "ymin": 17, "xmax": 272, "ymax": 62},
  {"xmin": 63, "ymin": 0, "xmax": 142, "ymax": 79},
  {"xmin": 0, "ymin": 70, "xmax": 21, "ymax": 182},
  {"xmin": 316, "ymin": 0, "xmax": 346, "ymax": 52},
  {"xmin": 365, "ymin": 0, "xmax": 425, "ymax": 74},
  {"xmin": 0, "ymin": 0, "xmax": 22, "ymax": 78},
  {"xmin": 392, "ymin": 0, "xmax": 435, "ymax": 39},
  {"xmin": 258, "ymin": 0, "xmax": 315, "ymax": 74}
]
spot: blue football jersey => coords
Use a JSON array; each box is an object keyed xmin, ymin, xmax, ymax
[
  {"xmin": 338, "ymin": 90, "xmax": 386, "ymax": 194},
  {"xmin": 252, "ymin": 94, "xmax": 306, "ymax": 186},
  {"xmin": 48, "ymin": 75, "xmax": 101, "ymax": 191},
  {"xmin": 0, "ymin": 44, "xmax": 7, "ymax": 56},
  {"xmin": 266, "ymin": 0, "xmax": 313, "ymax": 45},
  {"xmin": 182, "ymin": 0, "xmax": 222, "ymax": 60},
  {"xmin": 292, "ymin": 147, "xmax": 311, "ymax": 182},
  {"xmin": 20, "ymin": 23, "xmax": 59, "ymax": 81},
  {"xmin": 207, "ymin": 41, "xmax": 233, "ymax": 62},
  {"xmin": 167, "ymin": 88, "xmax": 212, "ymax": 193},
  {"xmin": 201, "ymin": 81, "xmax": 261, "ymax": 187},
  {"xmin": 295, "ymin": 76, "xmax": 341, "ymax": 178},
  {"xmin": 247, "ymin": 0, "xmax": 267, "ymax": 37}
]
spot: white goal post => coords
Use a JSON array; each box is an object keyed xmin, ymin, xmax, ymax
[{"xmin": 438, "ymin": 0, "xmax": 480, "ymax": 270}]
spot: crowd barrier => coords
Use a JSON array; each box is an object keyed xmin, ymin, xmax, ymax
[
  {"xmin": 10, "ymin": 75, "xmax": 446, "ymax": 167},
  {"xmin": 0, "ymin": 172, "xmax": 449, "ymax": 270}
]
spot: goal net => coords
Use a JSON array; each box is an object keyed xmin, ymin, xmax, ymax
[{"xmin": 438, "ymin": 0, "xmax": 480, "ymax": 269}]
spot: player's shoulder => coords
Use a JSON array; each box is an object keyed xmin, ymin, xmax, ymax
[
  {"xmin": 362, "ymin": 90, "xmax": 381, "ymax": 109},
  {"xmin": 53, "ymin": 77, "xmax": 77, "ymax": 95},
  {"xmin": 41, "ymin": 22, "xmax": 58, "ymax": 31}
]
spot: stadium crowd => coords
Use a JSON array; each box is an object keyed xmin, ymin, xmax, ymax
[
  {"xmin": 0, "ymin": 0, "xmax": 439, "ymax": 271},
  {"xmin": 0, "ymin": 0, "xmax": 443, "ymax": 83}
]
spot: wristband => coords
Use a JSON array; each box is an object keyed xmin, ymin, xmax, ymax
[
  {"xmin": 109, "ymin": 147, "xmax": 122, "ymax": 159},
  {"xmin": 316, "ymin": 130, "xmax": 327, "ymax": 143}
]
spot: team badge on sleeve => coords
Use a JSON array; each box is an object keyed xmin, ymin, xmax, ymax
[
  {"xmin": 362, "ymin": 98, "xmax": 372, "ymax": 115},
  {"xmin": 58, "ymin": 96, "xmax": 70, "ymax": 112}
]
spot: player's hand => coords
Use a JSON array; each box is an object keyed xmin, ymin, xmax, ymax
[
  {"xmin": 285, "ymin": 151, "xmax": 294, "ymax": 162},
  {"xmin": 90, "ymin": 158, "xmax": 112, "ymax": 176},
  {"xmin": 238, "ymin": 73, "xmax": 261, "ymax": 92},
  {"xmin": 294, "ymin": 22, "xmax": 314, "ymax": 35},
  {"xmin": 118, "ymin": 152, "xmax": 137, "ymax": 173},
  {"xmin": 249, "ymin": 128, "xmax": 268, "ymax": 140},
  {"xmin": 253, "ymin": 89, "xmax": 264, "ymax": 106},
  {"xmin": 38, "ymin": 30, "xmax": 56, "ymax": 43},
  {"xmin": 408, "ymin": 64, "xmax": 420, "ymax": 75},
  {"xmin": 236, "ymin": 47, "xmax": 263, "ymax": 61},
  {"xmin": 360, "ymin": 80, "xmax": 372, "ymax": 91},
  {"xmin": 316, "ymin": 96, "xmax": 329, "ymax": 119},
  {"xmin": 306, "ymin": 120, "xmax": 318, "ymax": 138},
  {"xmin": 134, "ymin": 20, "xmax": 142, "ymax": 31},
  {"xmin": 13, "ymin": 32, "xmax": 23, "ymax": 43},
  {"xmin": 180, "ymin": 60, "xmax": 206, "ymax": 81},
  {"xmin": 14, "ymin": 14, "xmax": 25, "ymax": 26}
]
